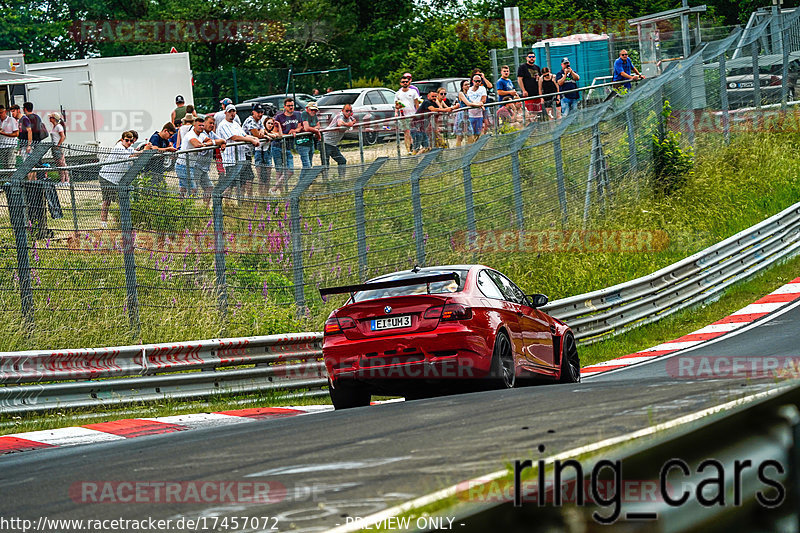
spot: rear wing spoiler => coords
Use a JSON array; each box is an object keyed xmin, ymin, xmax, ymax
[{"xmin": 319, "ymin": 272, "xmax": 460, "ymax": 302}]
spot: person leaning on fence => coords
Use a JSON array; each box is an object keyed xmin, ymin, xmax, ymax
[
  {"xmin": 194, "ymin": 114, "xmax": 226, "ymax": 207},
  {"xmin": 454, "ymin": 80, "xmax": 471, "ymax": 147},
  {"xmin": 498, "ymin": 96, "xmax": 523, "ymax": 130},
  {"xmin": 433, "ymin": 87, "xmax": 454, "ymax": 148},
  {"xmin": 260, "ymin": 116, "xmax": 283, "ymax": 196},
  {"xmin": 176, "ymin": 116, "xmax": 215, "ymax": 201},
  {"xmin": 496, "ymin": 65, "xmax": 519, "ymax": 100},
  {"xmin": 613, "ymin": 50, "xmax": 644, "ymax": 91},
  {"xmin": 217, "ymin": 104, "xmax": 260, "ymax": 196},
  {"xmin": 242, "ymin": 102, "xmax": 272, "ymax": 196},
  {"xmin": 556, "ymin": 58, "xmax": 580, "ymax": 118},
  {"xmin": 0, "ymin": 105, "xmax": 19, "ymax": 169},
  {"xmin": 273, "ymin": 98, "xmax": 303, "ymax": 193},
  {"xmin": 297, "ymin": 102, "xmax": 321, "ymax": 168},
  {"xmin": 48, "ymin": 112, "xmax": 68, "ymax": 185},
  {"xmin": 99, "ymin": 132, "xmax": 137, "ymax": 228},
  {"xmin": 321, "ymin": 103, "xmax": 355, "ymax": 179},
  {"xmin": 465, "ymin": 74, "xmax": 487, "ymax": 143}
]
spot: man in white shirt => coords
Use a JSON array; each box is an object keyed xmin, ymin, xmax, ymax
[
  {"xmin": 395, "ymin": 75, "xmax": 421, "ymax": 155},
  {"xmin": 216, "ymin": 104, "xmax": 259, "ymax": 195},
  {"xmin": 0, "ymin": 105, "xmax": 19, "ymax": 168}
]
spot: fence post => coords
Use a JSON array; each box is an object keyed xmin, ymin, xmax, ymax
[
  {"xmin": 410, "ymin": 149, "xmax": 440, "ymax": 266},
  {"xmin": 211, "ymin": 161, "xmax": 245, "ymax": 326},
  {"xmin": 551, "ymin": 112, "xmax": 578, "ymax": 228},
  {"xmin": 490, "ymin": 49, "xmax": 499, "ymax": 96},
  {"xmin": 290, "ymin": 167, "xmax": 323, "ymax": 316},
  {"xmin": 462, "ymin": 136, "xmax": 490, "ymax": 235},
  {"xmin": 583, "ymin": 125, "xmax": 604, "ymax": 225},
  {"xmin": 395, "ymin": 118, "xmax": 402, "ymax": 161},
  {"xmin": 5, "ymin": 143, "xmax": 49, "ymax": 329},
  {"xmin": 354, "ymin": 158, "xmax": 387, "ymax": 281},
  {"xmin": 116, "ymin": 150, "xmax": 156, "ymax": 337},
  {"xmin": 625, "ymin": 107, "xmax": 639, "ymax": 177},
  {"xmin": 358, "ymin": 125, "xmax": 365, "ymax": 165},
  {"xmin": 544, "ymin": 42, "xmax": 552, "ymax": 72},
  {"xmin": 510, "ymin": 124, "xmax": 536, "ymax": 228},
  {"xmin": 752, "ymin": 43, "xmax": 761, "ymax": 109},
  {"xmin": 781, "ymin": 12, "xmax": 790, "ymax": 109},
  {"xmin": 719, "ymin": 53, "xmax": 731, "ymax": 144}
]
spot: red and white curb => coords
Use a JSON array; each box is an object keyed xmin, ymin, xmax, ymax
[
  {"xmin": 0, "ymin": 406, "xmax": 333, "ymax": 456},
  {"xmin": 580, "ymin": 276, "xmax": 800, "ymax": 376},
  {"xmin": 4, "ymin": 278, "xmax": 799, "ymax": 456}
]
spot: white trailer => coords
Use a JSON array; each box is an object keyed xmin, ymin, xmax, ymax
[{"xmin": 26, "ymin": 53, "xmax": 193, "ymax": 147}]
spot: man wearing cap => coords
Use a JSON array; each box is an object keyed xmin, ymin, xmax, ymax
[
  {"xmin": 171, "ymin": 95, "xmax": 187, "ymax": 127},
  {"xmin": 217, "ymin": 104, "xmax": 260, "ymax": 196},
  {"xmin": 556, "ymin": 58, "xmax": 581, "ymax": 118},
  {"xmin": 214, "ymin": 98, "xmax": 241, "ymax": 131},
  {"xmin": 242, "ymin": 103, "xmax": 269, "ymax": 191},
  {"xmin": 296, "ymin": 102, "xmax": 320, "ymax": 168}
]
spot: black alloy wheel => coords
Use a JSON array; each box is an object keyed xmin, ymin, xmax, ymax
[
  {"xmin": 558, "ymin": 333, "xmax": 581, "ymax": 383},
  {"xmin": 491, "ymin": 332, "xmax": 516, "ymax": 389}
]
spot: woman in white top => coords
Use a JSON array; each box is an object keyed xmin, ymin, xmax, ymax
[
  {"xmin": 49, "ymin": 112, "xmax": 68, "ymax": 184},
  {"xmin": 99, "ymin": 133, "xmax": 136, "ymax": 228}
]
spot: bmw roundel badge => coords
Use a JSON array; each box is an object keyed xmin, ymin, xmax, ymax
[{"xmin": 384, "ymin": 306, "xmax": 392, "ymax": 314}]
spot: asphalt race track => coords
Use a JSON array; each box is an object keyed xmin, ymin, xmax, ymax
[{"xmin": 2, "ymin": 301, "xmax": 799, "ymax": 532}]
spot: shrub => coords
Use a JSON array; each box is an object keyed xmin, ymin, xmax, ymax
[{"xmin": 652, "ymin": 101, "xmax": 694, "ymax": 195}]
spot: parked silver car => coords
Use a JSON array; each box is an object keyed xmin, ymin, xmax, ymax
[
  {"xmin": 315, "ymin": 88, "xmax": 399, "ymax": 144},
  {"xmin": 720, "ymin": 52, "xmax": 800, "ymax": 108}
]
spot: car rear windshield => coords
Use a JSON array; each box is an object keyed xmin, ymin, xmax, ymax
[
  {"xmin": 415, "ymin": 82, "xmax": 444, "ymax": 95},
  {"xmin": 353, "ymin": 270, "xmax": 468, "ymax": 302},
  {"xmin": 317, "ymin": 94, "xmax": 359, "ymax": 106}
]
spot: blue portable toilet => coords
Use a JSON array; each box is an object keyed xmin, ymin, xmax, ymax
[{"xmin": 532, "ymin": 34, "xmax": 611, "ymax": 98}]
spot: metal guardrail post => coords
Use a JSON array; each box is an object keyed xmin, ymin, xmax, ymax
[
  {"xmin": 116, "ymin": 150, "xmax": 156, "ymax": 336},
  {"xmin": 395, "ymin": 120, "xmax": 402, "ymax": 161},
  {"xmin": 354, "ymin": 158, "xmax": 388, "ymax": 281},
  {"xmin": 290, "ymin": 167, "xmax": 323, "ymax": 315},
  {"xmin": 720, "ymin": 53, "xmax": 731, "ymax": 145},
  {"xmin": 462, "ymin": 136, "xmax": 490, "ymax": 235},
  {"xmin": 410, "ymin": 150, "xmax": 440, "ymax": 266},
  {"xmin": 752, "ymin": 43, "xmax": 761, "ymax": 109},
  {"xmin": 4, "ymin": 144, "xmax": 49, "ymax": 329},
  {"xmin": 211, "ymin": 161, "xmax": 245, "ymax": 325},
  {"xmin": 510, "ymin": 124, "xmax": 536, "ymax": 228}
]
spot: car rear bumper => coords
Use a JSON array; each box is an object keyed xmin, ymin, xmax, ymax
[{"xmin": 324, "ymin": 327, "xmax": 492, "ymax": 385}]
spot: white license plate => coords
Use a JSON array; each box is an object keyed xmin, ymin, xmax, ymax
[
  {"xmin": 738, "ymin": 82, "xmax": 754, "ymax": 88},
  {"xmin": 371, "ymin": 315, "xmax": 412, "ymax": 331}
]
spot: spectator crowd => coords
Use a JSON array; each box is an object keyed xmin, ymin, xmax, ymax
[{"xmin": 5, "ymin": 49, "xmax": 644, "ymax": 221}]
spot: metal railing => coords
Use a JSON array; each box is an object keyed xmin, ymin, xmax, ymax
[{"xmin": 0, "ymin": 332, "xmax": 325, "ymax": 413}]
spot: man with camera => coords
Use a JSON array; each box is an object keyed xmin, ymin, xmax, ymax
[{"xmin": 556, "ymin": 58, "xmax": 581, "ymax": 118}]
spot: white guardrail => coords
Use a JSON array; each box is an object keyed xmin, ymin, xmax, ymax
[{"xmin": 1, "ymin": 198, "xmax": 799, "ymax": 413}]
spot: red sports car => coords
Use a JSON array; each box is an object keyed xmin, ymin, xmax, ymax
[{"xmin": 320, "ymin": 265, "xmax": 581, "ymax": 409}]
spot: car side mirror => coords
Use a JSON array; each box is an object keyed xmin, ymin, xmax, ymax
[{"xmin": 528, "ymin": 294, "xmax": 548, "ymax": 308}]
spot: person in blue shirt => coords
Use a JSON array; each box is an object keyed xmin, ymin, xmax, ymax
[
  {"xmin": 613, "ymin": 50, "xmax": 644, "ymax": 90},
  {"xmin": 496, "ymin": 65, "xmax": 519, "ymax": 100}
]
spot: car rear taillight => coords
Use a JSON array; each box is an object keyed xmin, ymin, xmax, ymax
[
  {"xmin": 424, "ymin": 306, "xmax": 443, "ymax": 319},
  {"xmin": 442, "ymin": 303, "xmax": 472, "ymax": 320},
  {"xmin": 324, "ymin": 316, "xmax": 356, "ymax": 334},
  {"xmin": 424, "ymin": 304, "xmax": 471, "ymax": 321}
]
